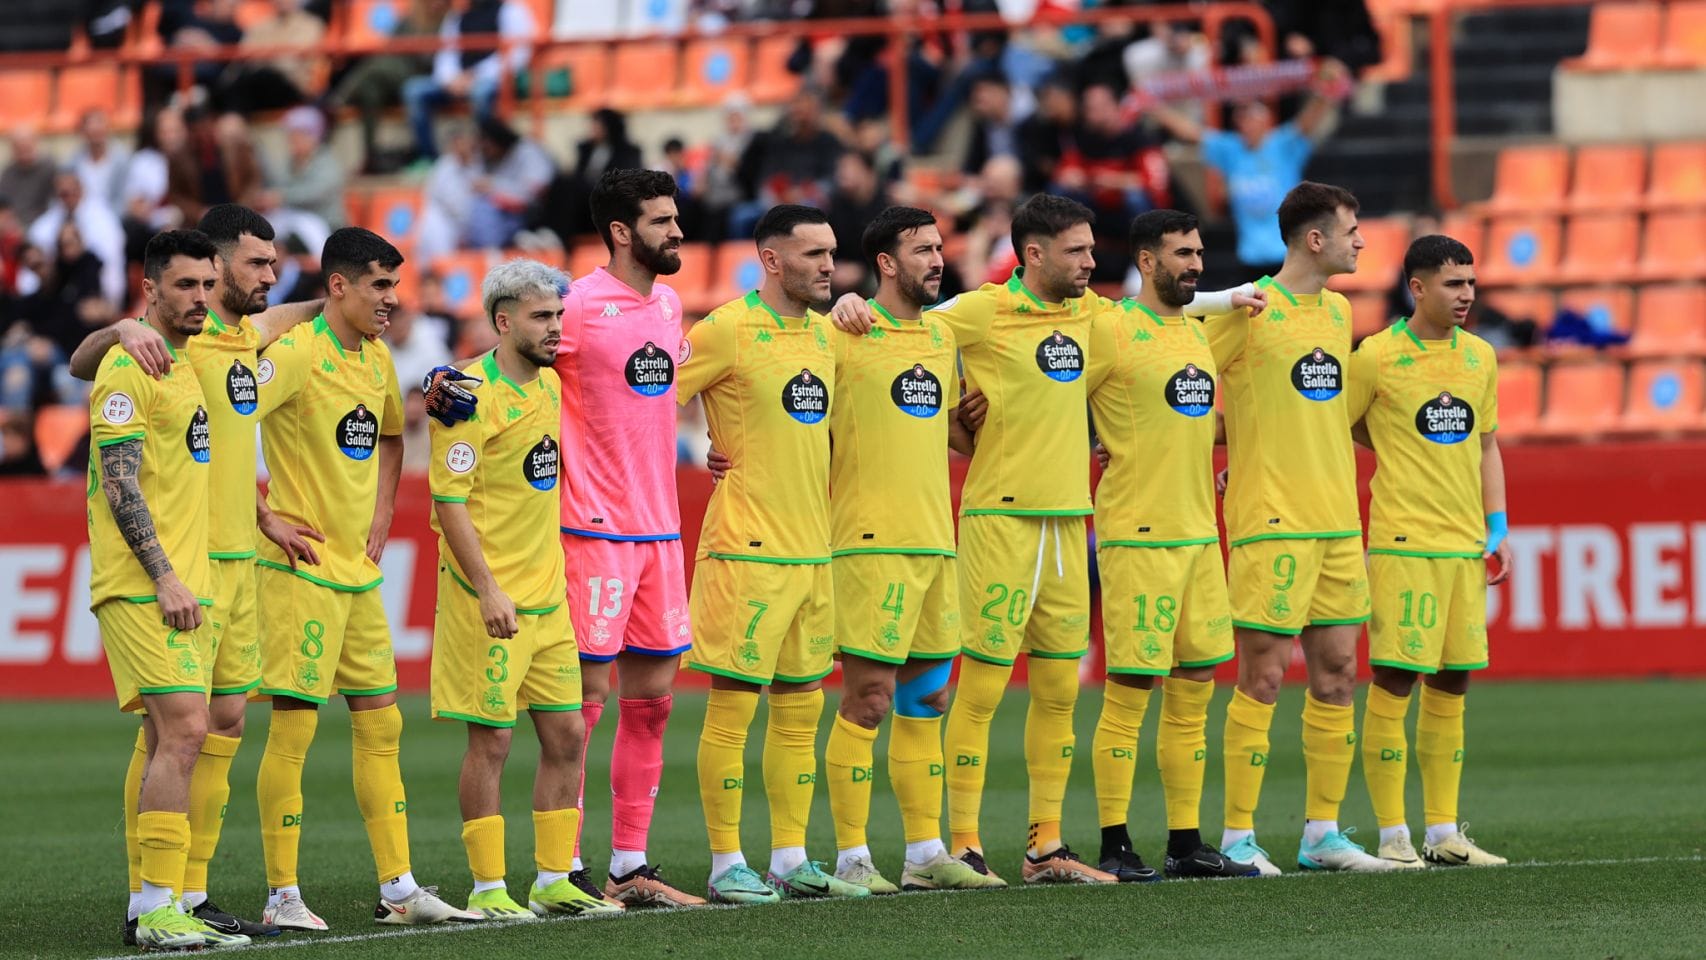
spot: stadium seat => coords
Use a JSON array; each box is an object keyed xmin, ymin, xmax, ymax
[
  {"xmin": 1644, "ymin": 142, "xmax": 1706, "ymax": 210},
  {"xmin": 607, "ymin": 42, "xmax": 680, "ymax": 110},
  {"xmin": 429, "ymin": 252, "xmax": 496, "ymax": 320},
  {"xmin": 1494, "ymin": 360, "xmax": 1542, "ymax": 439},
  {"xmin": 1629, "ymin": 284, "xmax": 1706, "ymax": 356},
  {"xmin": 126, "ymin": 0, "xmax": 165, "ymax": 58},
  {"xmin": 50, "ymin": 64, "xmax": 140, "ymax": 132},
  {"xmin": 0, "ymin": 72, "xmax": 53, "ymax": 128},
  {"xmin": 1536, "ymin": 360, "xmax": 1625, "ymax": 436},
  {"xmin": 1564, "ymin": 1, "xmax": 1662, "ymax": 71},
  {"xmin": 518, "ymin": 0, "xmax": 554, "ymax": 33},
  {"xmin": 1481, "ymin": 146, "xmax": 1570, "ymax": 214},
  {"xmin": 536, "ymin": 45, "xmax": 610, "ymax": 109},
  {"xmin": 1482, "ymin": 288, "xmax": 1556, "ymax": 329},
  {"xmin": 1558, "ymin": 286, "xmax": 1635, "ymax": 341},
  {"xmin": 1567, "ymin": 145, "xmax": 1647, "ymax": 213},
  {"xmin": 679, "ymin": 38, "xmax": 751, "ymax": 107},
  {"xmin": 670, "ymin": 243, "xmax": 715, "ymax": 313},
  {"xmin": 569, "ymin": 241, "xmax": 607, "ymax": 283},
  {"xmin": 1654, "ymin": 0, "xmax": 1706, "ymax": 67},
  {"xmin": 343, "ymin": 0, "xmax": 402, "ymax": 47},
  {"xmin": 234, "ymin": 0, "xmax": 274, "ymax": 31},
  {"xmin": 1346, "ymin": 293, "xmax": 1390, "ymax": 340},
  {"xmin": 1556, "ymin": 212, "xmax": 1641, "ymax": 285},
  {"xmin": 1439, "ymin": 211, "xmax": 1485, "ymax": 260},
  {"xmin": 1480, "ymin": 216, "xmax": 1562, "ymax": 286},
  {"xmin": 750, "ymin": 35, "xmax": 805, "ymax": 103},
  {"xmin": 1620, "ymin": 360, "xmax": 1705, "ymax": 431},
  {"xmin": 357, "ymin": 187, "xmax": 422, "ymax": 248},
  {"xmin": 707, "ymin": 241, "xmax": 765, "ymax": 309},
  {"xmin": 1328, "ymin": 216, "xmax": 1408, "ymax": 292},
  {"xmin": 1637, "ymin": 211, "xmax": 1706, "ymax": 282},
  {"xmin": 33, "ymin": 405, "xmax": 88, "ymax": 474}
]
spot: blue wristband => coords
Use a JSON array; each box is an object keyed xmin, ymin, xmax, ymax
[{"xmin": 1484, "ymin": 511, "xmax": 1508, "ymax": 556}]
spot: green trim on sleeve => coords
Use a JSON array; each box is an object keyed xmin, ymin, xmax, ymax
[
  {"xmin": 97, "ymin": 432, "xmax": 145, "ymax": 448},
  {"xmin": 255, "ymin": 559, "xmax": 383, "ymax": 593},
  {"xmin": 515, "ymin": 602, "xmax": 562, "ymax": 616},
  {"xmin": 431, "ymin": 495, "xmax": 469, "ymax": 504},
  {"xmin": 434, "ymin": 709, "xmax": 517, "ymax": 728},
  {"xmin": 208, "ymin": 550, "xmax": 259, "ymax": 560}
]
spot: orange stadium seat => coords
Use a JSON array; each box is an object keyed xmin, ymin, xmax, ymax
[
  {"xmin": 343, "ymin": 0, "xmax": 404, "ymax": 47},
  {"xmin": 1556, "ymin": 212, "xmax": 1641, "ymax": 285},
  {"xmin": 1346, "ymin": 292, "xmax": 1390, "ymax": 340},
  {"xmin": 679, "ymin": 38, "xmax": 751, "ymax": 107},
  {"xmin": 1439, "ymin": 211, "xmax": 1485, "ymax": 260},
  {"xmin": 1329, "ymin": 216, "xmax": 1408, "ymax": 292},
  {"xmin": 1480, "ymin": 216, "xmax": 1562, "ymax": 286},
  {"xmin": 1655, "ymin": 0, "xmax": 1706, "ymax": 67},
  {"xmin": 1482, "ymin": 146, "xmax": 1570, "ymax": 214},
  {"xmin": 126, "ymin": 1, "xmax": 164, "ymax": 58},
  {"xmin": 234, "ymin": 0, "xmax": 274, "ymax": 31},
  {"xmin": 536, "ymin": 45, "xmax": 610, "ymax": 109},
  {"xmin": 358, "ymin": 187, "xmax": 422, "ymax": 247},
  {"xmin": 34, "ymin": 405, "xmax": 88, "ymax": 474},
  {"xmin": 568, "ymin": 241, "xmax": 607, "ymax": 283},
  {"xmin": 750, "ymin": 35, "xmax": 805, "ymax": 103},
  {"xmin": 608, "ymin": 42, "xmax": 680, "ymax": 110},
  {"xmin": 0, "ymin": 72, "xmax": 53, "ymax": 128},
  {"xmin": 1567, "ymin": 145, "xmax": 1646, "ymax": 213},
  {"xmin": 1645, "ymin": 142, "xmax": 1706, "ymax": 210},
  {"xmin": 1629, "ymin": 284, "xmax": 1706, "ymax": 356},
  {"xmin": 1565, "ymin": 1, "xmax": 1662, "ymax": 71},
  {"xmin": 670, "ymin": 243, "xmax": 715, "ymax": 312},
  {"xmin": 1558, "ymin": 286, "xmax": 1635, "ymax": 341},
  {"xmin": 518, "ymin": 0, "xmax": 554, "ymax": 33},
  {"xmin": 1621, "ymin": 360, "xmax": 1705, "ymax": 431},
  {"xmin": 1637, "ymin": 211, "xmax": 1706, "ymax": 282},
  {"xmin": 1482, "ymin": 288, "xmax": 1556, "ymax": 329},
  {"xmin": 429, "ymin": 252, "xmax": 496, "ymax": 320},
  {"xmin": 707, "ymin": 241, "xmax": 765, "ymax": 309},
  {"xmin": 1494, "ymin": 360, "xmax": 1542, "ymax": 439},
  {"xmin": 1537, "ymin": 360, "xmax": 1625, "ymax": 436},
  {"xmin": 50, "ymin": 64, "xmax": 140, "ymax": 132}
]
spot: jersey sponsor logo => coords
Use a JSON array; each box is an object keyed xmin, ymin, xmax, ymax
[
  {"xmin": 256, "ymin": 357, "xmax": 275, "ymax": 385},
  {"xmin": 445, "ymin": 440, "xmax": 477, "ymax": 474},
  {"xmin": 1035, "ymin": 329, "xmax": 1084, "ymax": 381},
  {"xmin": 226, "ymin": 358, "xmax": 258, "ymax": 415},
  {"xmin": 781, "ymin": 368, "xmax": 828, "ymax": 424},
  {"xmin": 890, "ymin": 363, "xmax": 944, "ymax": 418},
  {"xmin": 185, "ymin": 406, "xmax": 211, "ymax": 463},
  {"xmin": 1415, "ymin": 391, "xmax": 1475, "ymax": 444},
  {"xmin": 1291, "ymin": 347, "xmax": 1343, "ymax": 401},
  {"xmin": 624, "ymin": 341, "xmax": 675, "ymax": 397},
  {"xmin": 335, "ymin": 405, "xmax": 379, "ymax": 460},
  {"xmin": 1164, "ymin": 363, "xmax": 1215, "ymax": 417},
  {"xmin": 101, "ymin": 391, "xmax": 135, "ymax": 424},
  {"xmin": 524, "ymin": 434, "xmax": 559, "ymax": 491}
]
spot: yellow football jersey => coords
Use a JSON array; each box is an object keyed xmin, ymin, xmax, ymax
[
  {"xmin": 429, "ymin": 352, "xmax": 567, "ymax": 611},
  {"xmin": 1086, "ymin": 299, "xmax": 1220, "ymax": 546},
  {"xmin": 191, "ymin": 310, "xmax": 262, "ymax": 559},
  {"xmin": 255, "ymin": 317, "xmax": 404, "ymax": 591},
  {"xmin": 1206, "ymin": 277, "xmax": 1360, "ymax": 545},
  {"xmin": 931, "ymin": 268, "xmax": 1094, "ymax": 517},
  {"xmin": 829, "ymin": 300, "xmax": 959, "ymax": 556},
  {"xmin": 677, "ymin": 291, "xmax": 836, "ymax": 563},
  {"xmin": 1346, "ymin": 319, "xmax": 1499, "ymax": 557},
  {"xmin": 87, "ymin": 339, "xmax": 212, "ymax": 607}
]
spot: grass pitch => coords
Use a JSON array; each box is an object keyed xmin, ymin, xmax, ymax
[{"xmin": 6, "ymin": 680, "xmax": 1704, "ymax": 960}]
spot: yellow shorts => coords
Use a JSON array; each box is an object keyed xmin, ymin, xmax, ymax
[
  {"xmin": 686, "ymin": 558, "xmax": 833, "ymax": 685},
  {"xmin": 257, "ymin": 565, "xmax": 397, "ymax": 704},
  {"xmin": 1098, "ymin": 542, "xmax": 1234, "ymax": 675},
  {"xmin": 96, "ymin": 598, "xmax": 213, "ymax": 713},
  {"xmin": 833, "ymin": 553, "xmax": 961, "ymax": 664},
  {"xmin": 1230, "ymin": 536, "xmax": 1370, "ymax": 636},
  {"xmin": 958, "ymin": 514, "xmax": 1091, "ymax": 665},
  {"xmin": 208, "ymin": 558, "xmax": 262, "ymax": 696},
  {"xmin": 429, "ymin": 564, "xmax": 582, "ymax": 727},
  {"xmin": 1368, "ymin": 553, "xmax": 1489, "ymax": 673}
]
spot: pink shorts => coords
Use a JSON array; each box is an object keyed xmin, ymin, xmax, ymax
[{"xmin": 561, "ymin": 534, "xmax": 693, "ymax": 662}]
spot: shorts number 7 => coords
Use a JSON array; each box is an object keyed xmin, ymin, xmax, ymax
[{"xmin": 744, "ymin": 600, "xmax": 770, "ymax": 640}]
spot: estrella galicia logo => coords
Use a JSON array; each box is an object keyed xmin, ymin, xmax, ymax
[
  {"xmin": 1164, "ymin": 364, "xmax": 1215, "ymax": 417},
  {"xmin": 1291, "ymin": 347, "xmax": 1343, "ymax": 401},
  {"xmin": 524, "ymin": 434, "xmax": 559, "ymax": 490},
  {"xmin": 185, "ymin": 406, "xmax": 211, "ymax": 463},
  {"xmin": 781, "ymin": 368, "xmax": 828, "ymax": 424},
  {"xmin": 890, "ymin": 364, "xmax": 943, "ymax": 418},
  {"xmin": 226, "ymin": 358, "xmax": 258, "ymax": 415},
  {"xmin": 336, "ymin": 405, "xmax": 378, "ymax": 460},
  {"xmin": 1415, "ymin": 391, "xmax": 1475, "ymax": 444},
  {"xmin": 624, "ymin": 341, "xmax": 675, "ymax": 397},
  {"xmin": 1035, "ymin": 329, "xmax": 1083, "ymax": 382}
]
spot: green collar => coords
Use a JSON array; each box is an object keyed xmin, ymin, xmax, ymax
[
  {"xmin": 138, "ymin": 318, "xmax": 181, "ymax": 360},
  {"xmin": 868, "ymin": 299, "xmax": 919, "ymax": 327},
  {"xmin": 1394, "ymin": 317, "xmax": 1458, "ymax": 351},
  {"xmin": 204, "ymin": 308, "xmax": 228, "ymax": 334},
  {"xmin": 744, "ymin": 290, "xmax": 806, "ymax": 330},
  {"xmin": 1006, "ymin": 267, "xmax": 1072, "ymax": 311},
  {"xmin": 1257, "ymin": 275, "xmax": 1324, "ymax": 308},
  {"xmin": 311, "ymin": 314, "xmax": 363, "ymax": 360},
  {"xmin": 481, "ymin": 351, "xmax": 527, "ymax": 397},
  {"xmin": 1121, "ymin": 299, "xmax": 1172, "ymax": 327}
]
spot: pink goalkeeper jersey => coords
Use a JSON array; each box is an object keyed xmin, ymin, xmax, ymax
[{"xmin": 555, "ymin": 267, "xmax": 686, "ymax": 541}]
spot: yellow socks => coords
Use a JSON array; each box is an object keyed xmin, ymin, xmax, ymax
[
  {"xmin": 350, "ymin": 705, "xmax": 412, "ymax": 884},
  {"xmin": 1301, "ymin": 692, "xmax": 1356, "ymax": 823},
  {"xmin": 257, "ymin": 708, "xmax": 318, "ymax": 887},
  {"xmin": 125, "ymin": 728, "xmax": 147, "ymax": 895},
  {"xmin": 1222, "ymin": 687, "xmax": 1274, "ymax": 830},
  {"xmin": 888, "ymin": 714, "xmax": 944, "ymax": 844},
  {"xmin": 137, "ymin": 810, "xmax": 190, "ymax": 900},
  {"xmin": 461, "ymin": 815, "xmax": 505, "ymax": 883},
  {"xmin": 1091, "ymin": 682, "xmax": 1151, "ymax": 828},
  {"xmin": 1157, "ymin": 677, "xmax": 1214, "ymax": 831},
  {"xmin": 697, "ymin": 688, "xmax": 758, "ymax": 854},
  {"xmin": 1417, "ymin": 686, "xmax": 1466, "ymax": 828},
  {"xmin": 184, "ymin": 733, "xmax": 239, "ymax": 896},
  {"xmin": 762, "ymin": 689, "xmax": 824, "ymax": 852},
  {"xmin": 533, "ymin": 808, "xmax": 579, "ymax": 873},
  {"xmin": 826, "ymin": 712, "xmax": 878, "ymax": 852},
  {"xmin": 1024, "ymin": 657, "xmax": 1080, "ymax": 831},
  {"xmin": 944, "ymin": 656, "xmax": 1011, "ymax": 850},
  {"xmin": 1362, "ymin": 685, "xmax": 1413, "ymax": 829}
]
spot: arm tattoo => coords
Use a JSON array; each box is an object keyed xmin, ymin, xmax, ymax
[{"xmin": 100, "ymin": 439, "xmax": 174, "ymax": 582}]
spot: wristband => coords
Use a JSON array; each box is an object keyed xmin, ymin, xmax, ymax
[{"xmin": 1484, "ymin": 511, "xmax": 1508, "ymax": 556}]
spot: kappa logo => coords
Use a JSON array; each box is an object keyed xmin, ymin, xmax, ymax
[{"xmin": 601, "ymin": 302, "xmax": 622, "ymax": 317}]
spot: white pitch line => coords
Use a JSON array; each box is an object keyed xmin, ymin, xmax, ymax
[{"xmin": 84, "ymin": 855, "xmax": 1706, "ymax": 960}]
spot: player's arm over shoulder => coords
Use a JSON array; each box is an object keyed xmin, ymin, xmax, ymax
[
  {"xmin": 927, "ymin": 286, "xmax": 997, "ymax": 346},
  {"xmin": 89, "ymin": 347, "xmax": 155, "ymax": 445},
  {"xmin": 1202, "ymin": 304, "xmax": 1250, "ymax": 368}
]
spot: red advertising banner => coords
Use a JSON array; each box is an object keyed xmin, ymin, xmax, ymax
[{"xmin": 3, "ymin": 444, "xmax": 1702, "ymax": 700}]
